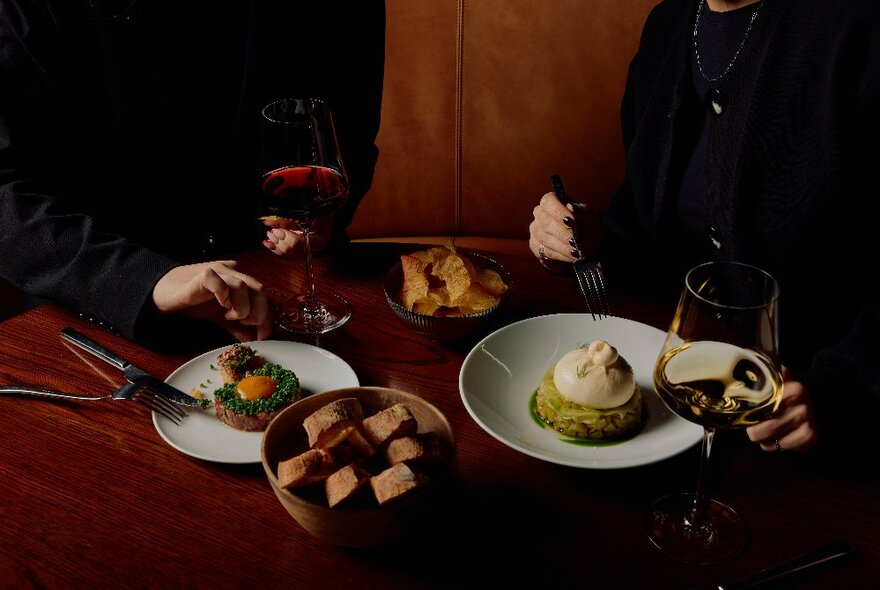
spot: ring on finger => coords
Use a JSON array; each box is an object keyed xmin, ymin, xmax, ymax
[
  {"xmin": 775, "ymin": 439, "xmax": 784, "ymax": 453},
  {"xmin": 539, "ymin": 243, "xmax": 548, "ymax": 260}
]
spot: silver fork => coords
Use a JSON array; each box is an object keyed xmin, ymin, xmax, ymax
[
  {"xmin": 0, "ymin": 382, "xmax": 186, "ymax": 424},
  {"xmin": 550, "ymin": 174, "xmax": 611, "ymax": 320}
]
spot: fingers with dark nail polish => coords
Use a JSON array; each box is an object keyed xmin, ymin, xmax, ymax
[
  {"xmin": 569, "ymin": 236, "xmax": 578, "ymax": 248},
  {"xmin": 563, "ymin": 216, "xmax": 575, "ymax": 227},
  {"xmin": 570, "ymin": 248, "xmax": 582, "ymax": 259}
]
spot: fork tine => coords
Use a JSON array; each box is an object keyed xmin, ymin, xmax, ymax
[
  {"xmin": 149, "ymin": 388, "xmax": 187, "ymax": 419},
  {"xmin": 133, "ymin": 389, "xmax": 185, "ymax": 424},
  {"xmin": 144, "ymin": 389, "xmax": 187, "ymax": 422},
  {"xmin": 136, "ymin": 395, "xmax": 182, "ymax": 424},
  {"xmin": 594, "ymin": 269, "xmax": 612, "ymax": 317},
  {"xmin": 573, "ymin": 266, "xmax": 598, "ymax": 320},
  {"xmin": 587, "ymin": 266, "xmax": 611, "ymax": 318},
  {"xmin": 145, "ymin": 399, "xmax": 183, "ymax": 425}
]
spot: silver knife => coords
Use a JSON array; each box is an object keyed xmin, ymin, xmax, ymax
[{"xmin": 60, "ymin": 327, "xmax": 207, "ymax": 408}]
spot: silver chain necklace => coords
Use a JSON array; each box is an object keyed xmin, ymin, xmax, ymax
[{"xmin": 693, "ymin": 0, "xmax": 764, "ymax": 114}]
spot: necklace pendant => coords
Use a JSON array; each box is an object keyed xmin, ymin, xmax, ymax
[{"xmin": 707, "ymin": 87, "xmax": 726, "ymax": 115}]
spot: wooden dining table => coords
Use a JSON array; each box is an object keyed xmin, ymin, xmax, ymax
[{"xmin": 0, "ymin": 241, "xmax": 877, "ymax": 590}]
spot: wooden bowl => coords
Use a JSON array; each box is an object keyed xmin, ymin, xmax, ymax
[{"xmin": 261, "ymin": 387, "xmax": 455, "ymax": 547}]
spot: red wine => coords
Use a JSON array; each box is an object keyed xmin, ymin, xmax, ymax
[{"xmin": 260, "ymin": 165, "xmax": 348, "ymax": 221}]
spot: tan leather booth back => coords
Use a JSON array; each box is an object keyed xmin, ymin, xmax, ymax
[{"xmin": 348, "ymin": 0, "xmax": 657, "ymax": 242}]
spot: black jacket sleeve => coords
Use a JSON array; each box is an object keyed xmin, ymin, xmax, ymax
[
  {"xmin": 0, "ymin": 0, "xmax": 179, "ymax": 341},
  {"xmin": 0, "ymin": 0, "xmax": 387, "ymax": 348}
]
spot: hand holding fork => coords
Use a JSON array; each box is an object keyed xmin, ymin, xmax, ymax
[{"xmin": 529, "ymin": 174, "xmax": 611, "ymax": 319}]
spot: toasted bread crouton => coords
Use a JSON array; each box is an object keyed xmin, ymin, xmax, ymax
[
  {"xmin": 325, "ymin": 463, "xmax": 372, "ymax": 508},
  {"xmin": 344, "ymin": 427, "xmax": 376, "ymax": 459},
  {"xmin": 277, "ymin": 446, "xmax": 352, "ymax": 489},
  {"xmin": 277, "ymin": 449, "xmax": 325, "ymax": 489},
  {"xmin": 384, "ymin": 432, "xmax": 445, "ymax": 466},
  {"xmin": 370, "ymin": 462, "xmax": 427, "ymax": 505},
  {"xmin": 361, "ymin": 403, "xmax": 417, "ymax": 448},
  {"xmin": 303, "ymin": 397, "xmax": 364, "ymax": 449}
]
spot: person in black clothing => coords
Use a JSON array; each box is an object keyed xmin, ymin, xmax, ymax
[
  {"xmin": 0, "ymin": 0, "xmax": 385, "ymax": 348},
  {"xmin": 529, "ymin": 0, "xmax": 880, "ymax": 453}
]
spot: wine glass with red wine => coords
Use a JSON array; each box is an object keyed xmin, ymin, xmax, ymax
[{"xmin": 258, "ymin": 97, "xmax": 351, "ymax": 334}]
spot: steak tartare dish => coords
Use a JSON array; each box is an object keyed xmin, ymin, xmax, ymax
[{"xmin": 213, "ymin": 362, "xmax": 301, "ymax": 431}]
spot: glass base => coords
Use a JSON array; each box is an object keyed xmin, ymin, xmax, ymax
[
  {"xmin": 275, "ymin": 293, "xmax": 351, "ymax": 335},
  {"xmin": 645, "ymin": 492, "xmax": 746, "ymax": 565}
]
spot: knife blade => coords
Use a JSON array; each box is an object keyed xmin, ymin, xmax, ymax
[{"xmin": 60, "ymin": 327, "xmax": 207, "ymax": 408}]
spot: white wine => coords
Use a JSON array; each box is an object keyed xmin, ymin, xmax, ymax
[{"xmin": 654, "ymin": 341, "xmax": 783, "ymax": 428}]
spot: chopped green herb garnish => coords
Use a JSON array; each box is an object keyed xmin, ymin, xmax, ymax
[
  {"xmin": 213, "ymin": 362, "xmax": 299, "ymax": 415},
  {"xmin": 209, "ymin": 364, "xmax": 216, "ymax": 370}
]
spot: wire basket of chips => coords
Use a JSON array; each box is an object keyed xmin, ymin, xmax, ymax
[{"xmin": 383, "ymin": 243, "xmax": 512, "ymax": 343}]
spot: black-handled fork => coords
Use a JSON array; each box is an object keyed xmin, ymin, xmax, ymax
[{"xmin": 549, "ymin": 174, "xmax": 611, "ymax": 320}]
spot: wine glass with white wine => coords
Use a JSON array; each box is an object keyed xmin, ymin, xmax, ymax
[
  {"xmin": 258, "ymin": 97, "xmax": 351, "ymax": 334},
  {"xmin": 646, "ymin": 260, "xmax": 783, "ymax": 564}
]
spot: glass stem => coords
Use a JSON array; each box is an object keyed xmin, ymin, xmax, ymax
[
  {"xmin": 688, "ymin": 426, "xmax": 716, "ymax": 528},
  {"xmin": 299, "ymin": 221, "xmax": 317, "ymax": 312}
]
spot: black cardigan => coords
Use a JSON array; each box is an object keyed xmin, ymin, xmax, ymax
[
  {"xmin": 601, "ymin": 0, "xmax": 880, "ymax": 422},
  {"xmin": 0, "ymin": 0, "xmax": 385, "ymax": 347}
]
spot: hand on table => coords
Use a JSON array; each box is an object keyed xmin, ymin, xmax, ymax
[
  {"xmin": 152, "ymin": 260, "xmax": 272, "ymax": 342},
  {"xmin": 262, "ymin": 215, "xmax": 334, "ymax": 257},
  {"xmin": 747, "ymin": 366, "xmax": 819, "ymax": 453}
]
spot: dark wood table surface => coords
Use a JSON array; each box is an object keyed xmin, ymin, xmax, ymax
[{"xmin": 0, "ymin": 242, "xmax": 877, "ymax": 589}]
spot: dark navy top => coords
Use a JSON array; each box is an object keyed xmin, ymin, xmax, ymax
[{"xmin": 676, "ymin": 2, "xmax": 760, "ymax": 243}]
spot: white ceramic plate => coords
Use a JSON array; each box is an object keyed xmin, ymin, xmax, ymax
[
  {"xmin": 459, "ymin": 314, "xmax": 702, "ymax": 469},
  {"xmin": 153, "ymin": 340, "xmax": 359, "ymax": 464}
]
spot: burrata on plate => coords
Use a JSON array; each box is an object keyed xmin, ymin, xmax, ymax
[{"xmin": 536, "ymin": 340, "xmax": 645, "ymax": 440}]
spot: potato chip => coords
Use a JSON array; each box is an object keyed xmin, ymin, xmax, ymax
[
  {"xmin": 410, "ymin": 248, "xmax": 437, "ymax": 265},
  {"xmin": 396, "ymin": 242, "xmax": 509, "ymax": 317},
  {"xmin": 435, "ymin": 306, "xmax": 466, "ymax": 317},
  {"xmin": 455, "ymin": 283, "xmax": 498, "ymax": 312},
  {"xmin": 399, "ymin": 255, "xmax": 430, "ymax": 310},
  {"xmin": 412, "ymin": 297, "xmax": 441, "ymax": 316},
  {"xmin": 432, "ymin": 252, "xmax": 471, "ymax": 302},
  {"xmin": 476, "ymin": 268, "xmax": 509, "ymax": 297},
  {"xmin": 427, "ymin": 286, "xmax": 453, "ymax": 307},
  {"xmin": 461, "ymin": 255, "xmax": 477, "ymax": 277}
]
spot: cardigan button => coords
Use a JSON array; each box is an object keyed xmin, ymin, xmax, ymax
[
  {"xmin": 708, "ymin": 226, "xmax": 722, "ymax": 250},
  {"xmin": 707, "ymin": 88, "xmax": 726, "ymax": 115}
]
